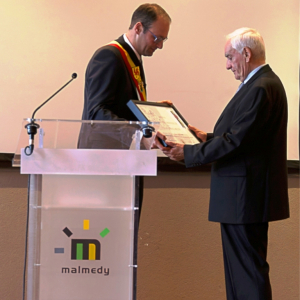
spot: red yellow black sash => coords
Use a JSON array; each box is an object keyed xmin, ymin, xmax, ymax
[{"xmin": 108, "ymin": 41, "xmax": 147, "ymax": 101}]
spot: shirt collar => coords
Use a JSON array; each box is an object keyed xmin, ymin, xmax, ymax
[
  {"xmin": 243, "ymin": 64, "xmax": 267, "ymax": 84},
  {"xmin": 123, "ymin": 34, "xmax": 141, "ymax": 61}
]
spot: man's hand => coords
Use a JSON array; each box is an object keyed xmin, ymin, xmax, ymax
[
  {"xmin": 162, "ymin": 141, "xmax": 185, "ymax": 161},
  {"xmin": 152, "ymin": 131, "xmax": 167, "ymax": 149},
  {"xmin": 157, "ymin": 100, "xmax": 172, "ymax": 106},
  {"xmin": 188, "ymin": 124, "xmax": 207, "ymax": 142}
]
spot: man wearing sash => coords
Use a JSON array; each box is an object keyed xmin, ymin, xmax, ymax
[
  {"xmin": 79, "ymin": 4, "xmax": 171, "ymax": 221},
  {"xmin": 81, "ymin": 3, "xmax": 171, "ymax": 121}
]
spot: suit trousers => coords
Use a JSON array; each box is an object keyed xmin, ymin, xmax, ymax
[{"xmin": 220, "ymin": 223, "xmax": 272, "ymax": 300}]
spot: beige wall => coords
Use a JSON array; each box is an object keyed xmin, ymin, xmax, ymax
[
  {"xmin": 0, "ymin": 166, "xmax": 298, "ymax": 300},
  {"xmin": 0, "ymin": 0, "xmax": 299, "ymax": 159},
  {"xmin": 0, "ymin": 167, "xmax": 28, "ymax": 300}
]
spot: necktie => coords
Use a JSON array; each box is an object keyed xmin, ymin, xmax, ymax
[{"xmin": 236, "ymin": 82, "xmax": 244, "ymax": 94}]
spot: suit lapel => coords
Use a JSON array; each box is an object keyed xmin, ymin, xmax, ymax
[{"xmin": 214, "ymin": 92, "xmax": 240, "ymax": 130}]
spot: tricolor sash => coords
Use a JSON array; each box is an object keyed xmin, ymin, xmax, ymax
[{"xmin": 108, "ymin": 41, "xmax": 147, "ymax": 101}]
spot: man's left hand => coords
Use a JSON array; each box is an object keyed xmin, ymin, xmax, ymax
[
  {"xmin": 162, "ymin": 141, "xmax": 185, "ymax": 161},
  {"xmin": 157, "ymin": 100, "xmax": 172, "ymax": 106}
]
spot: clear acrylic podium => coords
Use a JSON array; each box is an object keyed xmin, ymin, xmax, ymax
[{"xmin": 14, "ymin": 119, "xmax": 158, "ymax": 300}]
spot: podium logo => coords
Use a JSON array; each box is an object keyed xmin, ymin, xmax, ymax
[
  {"xmin": 56, "ymin": 220, "xmax": 110, "ymax": 261},
  {"xmin": 57, "ymin": 220, "xmax": 111, "ymax": 276}
]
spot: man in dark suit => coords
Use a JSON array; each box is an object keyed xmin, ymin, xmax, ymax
[
  {"xmin": 81, "ymin": 3, "xmax": 171, "ymax": 122},
  {"xmin": 79, "ymin": 4, "xmax": 171, "ymax": 221},
  {"xmin": 159, "ymin": 28, "xmax": 289, "ymax": 300},
  {"xmin": 78, "ymin": 3, "xmax": 171, "ymax": 154}
]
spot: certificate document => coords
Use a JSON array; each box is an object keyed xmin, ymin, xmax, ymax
[{"xmin": 127, "ymin": 100, "xmax": 200, "ymax": 145}]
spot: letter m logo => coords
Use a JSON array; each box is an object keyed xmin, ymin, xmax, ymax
[{"xmin": 71, "ymin": 239, "xmax": 100, "ymax": 260}]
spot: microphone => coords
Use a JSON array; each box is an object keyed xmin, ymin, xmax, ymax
[{"xmin": 24, "ymin": 73, "xmax": 77, "ymax": 156}]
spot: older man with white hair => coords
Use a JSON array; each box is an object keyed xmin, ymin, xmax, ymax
[{"xmin": 160, "ymin": 28, "xmax": 289, "ymax": 300}]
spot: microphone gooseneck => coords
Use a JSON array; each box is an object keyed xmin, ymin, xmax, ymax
[
  {"xmin": 24, "ymin": 73, "xmax": 77, "ymax": 156},
  {"xmin": 31, "ymin": 73, "xmax": 77, "ymax": 120}
]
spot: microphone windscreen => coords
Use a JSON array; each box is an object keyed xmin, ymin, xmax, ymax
[{"xmin": 72, "ymin": 73, "xmax": 77, "ymax": 79}]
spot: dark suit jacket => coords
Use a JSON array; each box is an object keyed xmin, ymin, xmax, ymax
[
  {"xmin": 81, "ymin": 35, "xmax": 146, "ymax": 121},
  {"xmin": 78, "ymin": 35, "xmax": 146, "ymax": 149},
  {"xmin": 184, "ymin": 65, "xmax": 289, "ymax": 224}
]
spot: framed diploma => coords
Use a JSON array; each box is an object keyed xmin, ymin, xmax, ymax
[{"xmin": 127, "ymin": 100, "xmax": 200, "ymax": 145}]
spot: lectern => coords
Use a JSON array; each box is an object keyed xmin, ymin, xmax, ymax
[{"xmin": 14, "ymin": 119, "xmax": 158, "ymax": 300}]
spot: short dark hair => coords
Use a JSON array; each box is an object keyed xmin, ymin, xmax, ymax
[{"xmin": 129, "ymin": 3, "xmax": 171, "ymax": 31}]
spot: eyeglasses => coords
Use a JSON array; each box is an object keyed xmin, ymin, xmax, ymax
[{"xmin": 147, "ymin": 29, "xmax": 168, "ymax": 44}]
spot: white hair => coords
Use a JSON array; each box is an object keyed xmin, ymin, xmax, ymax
[{"xmin": 226, "ymin": 27, "xmax": 266, "ymax": 60}]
